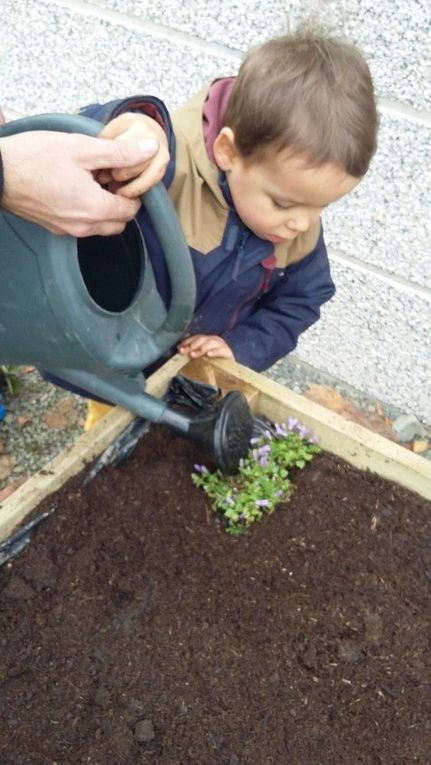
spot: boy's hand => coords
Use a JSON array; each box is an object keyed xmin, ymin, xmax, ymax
[
  {"xmin": 98, "ymin": 112, "xmax": 169, "ymax": 198},
  {"xmin": 178, "ymin": 335, "xmax": 235, "ymax": 361}
]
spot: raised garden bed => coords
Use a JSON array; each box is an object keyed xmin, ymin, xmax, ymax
[{"xmin": 1, "ymin": 357, "xmax": 430, "ymax": 763}]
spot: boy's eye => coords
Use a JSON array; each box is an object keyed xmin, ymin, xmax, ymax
[{"xmin": 272, "ymin": 198, "xmax": 293, "ymax": 210}]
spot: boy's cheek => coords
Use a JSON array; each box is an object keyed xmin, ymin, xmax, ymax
[{"xmin": 0, "ymin": 108, "xmax": 5, "ymax": 125}]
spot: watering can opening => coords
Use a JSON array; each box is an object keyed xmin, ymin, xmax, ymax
[{"xmin": 77, "ymin": 220, "xmax": 144, "ymax": 314}]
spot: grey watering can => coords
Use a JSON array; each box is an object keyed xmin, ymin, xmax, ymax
[{"xmin": 0, "ymin": 114, "xmax": 253, "ymax": 472}]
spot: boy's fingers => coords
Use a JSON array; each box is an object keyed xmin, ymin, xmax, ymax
[
  {"xmin": 111, "ymin": 160, "xmax": 151, "ymax": 183},
  {"xmin": 96, "ymin": 169, "xmax": 115, "ymax": 185},
  {"xmin": 179, "ymin": 335, "xmax": 234, "ymax": 360},
  {"xmin": 207, "ymin": 346, "xmax": 234, "ymax": 359},
  {"xmin": 115, "ymin": 149, "xmax": 170, "ymax": 196},
  {"xmin": 179, "ymin": 336, "xmax": 222, "ymax": 354},
  {"xmin": 178, "ymin": 336, "xmax": 203, "ymax": 351},
  {"xmin": 116, "ymin": 165, "xmax": 167, "ymax": 197}
]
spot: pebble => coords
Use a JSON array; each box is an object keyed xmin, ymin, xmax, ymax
[
  {"xmin": 94, "ymin": 686, "xmax": 111, "ymax": 710},
  {"xmin": 338, "ymin": 640, "xmax": 363, "ymax": 663},
  {"xmin": 125, "ymin": 697, "xmax": 146, "ymax": 722},
  {"xmin": 135, "ymin": 719, "xmax": 155, "ymax": 743},
  {"xmin": 364, "ymin": 612, "xmax": 384, "ymax": 644},
  {"xmin": 393, "ymin": 413, "xmax": 425, "ymax": 442},
  {"xmin": 3, "ymin": 576, "xmax": 35, "ymax": 600}
]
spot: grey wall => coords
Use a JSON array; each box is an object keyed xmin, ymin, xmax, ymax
[{"xmin": 1, "ymin": 0, "xmax": 430, "ymax": 421}]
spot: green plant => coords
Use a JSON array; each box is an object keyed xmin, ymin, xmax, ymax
[
  {"xmin": 192, "ymin": 418, "xmax": 321, "ymax": 535},
  {"xmin": 0, "ymin": 365, "xmax": 20, "ymax": 397}
]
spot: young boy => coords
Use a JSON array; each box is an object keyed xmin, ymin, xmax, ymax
[{"xmin": 61, "ymin": 32, "xmax": 379, "ymax": 426}]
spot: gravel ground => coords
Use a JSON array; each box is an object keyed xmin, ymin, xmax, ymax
[
  {"xmin": 0, "ymin": 358, "xmax": 429, "ymax": 496},
  {"xmin": 0, "ymin": 369, "xmax": 87, "ymax": 494}
]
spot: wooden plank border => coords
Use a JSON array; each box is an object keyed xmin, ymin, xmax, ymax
[
  {"xmin": 1, "ymin": 355, "xmax": 430, "ymax": 542},
  {"xmin": 184, "ymin": 358, "xmax": 431, "ymax": 502}
]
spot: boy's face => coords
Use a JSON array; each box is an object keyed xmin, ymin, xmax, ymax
[{"xmin": 213, "ymin": 129, "xmax": 360, "ymax": 243}]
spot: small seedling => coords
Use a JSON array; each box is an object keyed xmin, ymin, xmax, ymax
[
  {"xmin": 0, "ymin": 365, "xmax": 20, "ymax": 397},
  {"xmin": 192, "ymin": 418, "xmax": 320, "ymax": 535}
]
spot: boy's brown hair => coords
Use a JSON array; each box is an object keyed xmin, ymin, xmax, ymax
[{"xmin": 224, "ymin": 32, "xmax": 378, "ymax": 178}]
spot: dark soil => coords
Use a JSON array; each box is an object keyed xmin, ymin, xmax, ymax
[{"xmin": 1, "ymin": 426, "xmax": 430, "ymax": 764}]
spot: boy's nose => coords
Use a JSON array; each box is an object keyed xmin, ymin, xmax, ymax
[
  {"xmin": 285, "ymin": 214, "xmax": 310, "ymax": 233},
  {"xmin": 286, "ymin": 208, "xmax": 320, "ymax": 233}
]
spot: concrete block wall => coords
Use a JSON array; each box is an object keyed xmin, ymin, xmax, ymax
[{"xmin": 1, "ymin": 0, "xmax": 430, "ymax": 421}]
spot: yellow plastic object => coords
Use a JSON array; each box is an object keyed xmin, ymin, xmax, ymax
[{"xmin": 84, "ymin": 401, "xmax": 114, "ymax": 431}]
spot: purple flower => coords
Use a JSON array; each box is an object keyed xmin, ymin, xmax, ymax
[
  {"xmin": 255, "ymin": 499, "xmax": 270, "ymax": 507},
  {"xmin": 275, "ymin": 422, "xmax": 288, "ymax": 437},
  {"xmin": 308, "ymin": 434, "xmax": 320, "ymax": 444},
  {"xmin": 287, "ymin": 417, "xmax": 299, "ymax": 430},
  {"xmin": 252, "ymin": 444, "xmax": 271, "ymax": 467},
  {"xmin": 193, "ymin": 464, "xmax": 208, "ymax": 474},
  {"xmin": 297, "ymin": 425, "xmax": 309, "ymax": 439},
  {"xmin": 250, "ymin": 437, "xmax": 261, "ymax": 445}
]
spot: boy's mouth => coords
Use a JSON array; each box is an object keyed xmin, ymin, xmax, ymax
[{"xmin": 265, "ymin": 233, "xmax": 296, "ymax": 244}]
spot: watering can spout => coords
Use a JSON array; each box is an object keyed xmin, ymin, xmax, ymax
[{"xmin": 55, "ymin": 368, "xmax": 254, "ymax": 475}]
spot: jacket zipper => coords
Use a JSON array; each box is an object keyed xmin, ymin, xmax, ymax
[{"xmin": 226, "ymin": 256, "xmax": 275, "ymax": 332}]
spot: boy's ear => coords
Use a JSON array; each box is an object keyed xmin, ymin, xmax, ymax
[{"xmin": 213, "ymin": 127, "xmax": 238, "ymax": 171}]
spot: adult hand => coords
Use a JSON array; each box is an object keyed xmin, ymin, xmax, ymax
[
  {"xmin": 178, "ymin": 334, "xmax": 235, "ymax": 361},
  {"xmin": 0, "ymin": 130, "xmax": 160, "ymax": 236}
]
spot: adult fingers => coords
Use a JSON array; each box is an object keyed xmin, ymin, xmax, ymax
[
  {"xmin": 71, "ymin": 215, "xmax": 135, "ymax": 238},
  {"xmin": 79, "ymin": 134, "xmax": 159, "ymax": 171},
  {"xmin": 67, "ymin": 188, "xmax": 140, "ymax": 237},
  {"xmin": 95, "ymin": 187, "xmax": 140, "ymax": 224},
  {"xmin": 80, "ymin": 218, "xmax": 135, "ymax": 237}
]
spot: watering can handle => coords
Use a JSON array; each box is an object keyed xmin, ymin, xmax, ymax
[{"xmin": 0, "ymin": 113, "xmax": 195, "ymax": 345}]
